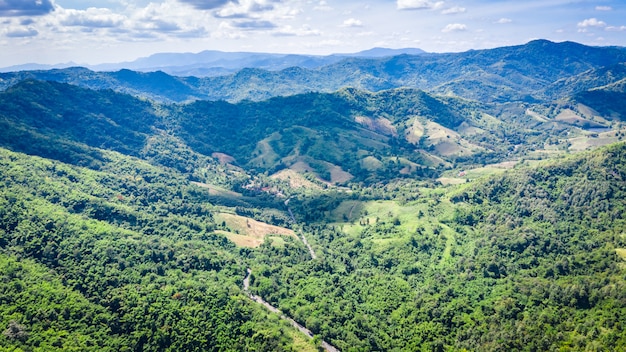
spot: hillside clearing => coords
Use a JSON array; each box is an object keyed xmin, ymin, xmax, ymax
[
  {"xmin": 214, "ymin": 212, "xmax": 296, "ymax": 248},
  {"xmin": 271, "ymin": 169, "xmax": 323, "ymax": 190}
]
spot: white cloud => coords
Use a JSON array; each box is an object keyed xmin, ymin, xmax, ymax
[
  {"xmin": 213, "ymin": 21, "xmax": 248, "ymax": 39},
  {"xmin": 232, "ymin": 20, "xmax": 276, "ymax": 30},
  {"xmin": 442, "ymin": 23, "xmax": 466, "ymax": 32},
  {"xmin": 214, "ymin": 1, "xmax": 274, "ymax": 19},
  {"xmin": 125, "ymin": 2, "xmax": 201, "ymax": 37},
  {"xmin": 273, "ymin": 24, "xmax": 321, "ymax": 37},
  {"xmin": 606, "ymin": 25, "xmax": 626, "ymax": 32},
  {"xmin": 578, "ymin": 18, "xmax": 606, "ymax": 28},
  {"xmin": 441, "ymin": 6, "xmax": 465, "ymax": 15},
  {"xmin": 5, "ymin": 27, "xmax": 38, "ymax": 37},
  {"xmin": 496, "ymin": 18, "xmax": 512, "ymax": 24},
  {"xmin": 342, "ymin": 18, "xmax": 363, "ymax": 27},
  {"xmin": 397, "ymin": 0, "xmax": 444, "ymax": 10},
  {"xmin": 577, "ymin": 18, "xmax": 606, "ymax": 32},
  {"xmin": 595, "ymin": 6, "xmax": 612, "ymax": 11},
  {"xmin": 60, "ymin": 7, "xmax": 126, "ymax": 28}
]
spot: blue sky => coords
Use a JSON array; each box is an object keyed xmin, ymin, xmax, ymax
[{"xmin": 1, "ymin": 0, "xmax": 625, "ymax": 66}]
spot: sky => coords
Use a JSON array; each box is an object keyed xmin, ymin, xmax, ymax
[{"xmin": 1, "ymin": 0, "xmax": 626, "ymax": 67}]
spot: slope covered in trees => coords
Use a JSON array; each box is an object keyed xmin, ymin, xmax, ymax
[
  {"xmin": 1, "ymin": 79, "xmax": 621, "ymax": 187},
  {"xmin": 0, "ymin": 147, "xmax": 316, "ymax": 351},
  {"xmin": 2, "ymin": 135, "xmax": 625, "ymax": 351},
  {"xmin": 1, "ymin": 39, "xmax": 626, "ymax": 351},
  {"xmin": 251, "ymin": 143, "xmax": 626, "ymax": 350}
]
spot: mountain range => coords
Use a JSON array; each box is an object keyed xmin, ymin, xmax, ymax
[
  {"xmin": 1, "ymin": 39, "xmax": 626, "ymax": 351},
  {"xmin": 0, "ymin": 47, "xmax": 426, "ymax": 77},
  {"xmin": 2, "ymin": 40, "xmax": 625, "ymax": 105}
]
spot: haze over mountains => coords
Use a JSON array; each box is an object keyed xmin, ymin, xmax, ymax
[
  {"xmin": 2, "ymin": 40, "xmax": 625, "ymax": 104},
  {"xmin": 0, "ymin": 47, "xmax": 426, "ymax": 77}
]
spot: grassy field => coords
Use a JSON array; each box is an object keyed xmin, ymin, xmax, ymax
[
  {"xmin": 423, "ymin": 121, "xmax": 484, "ymax": 157},
  {"xmin": 214, "ymin": 212, "xmax": 296, "ymax": 248},
  {"xmin": 270, "ymin": 169, "xmax": 323, "ymax": 190},
  {"xmin": 191, "ymin": 181, "xmax": 243, "ymax": 197},
  {"xmin": 330, "ymin": 193, "xmax": 452, "ymax": 238},
  {"xmin": 616, "ymin": 248, "xmax": 626, "ymax": 261},
  {"xmin": 568, "ymin": 130, "xmax": 623, "ymax": 151},
  {"xmin": 325, "ymin": 185, "xmax": 468, "ymax": 270},
  {"xmin": 250, "ymin": 134, "xmax": 281, "ymax": 168},
  {"xmin": 437, "ymin": 160, "xmax": 516, "ymax": 185}
]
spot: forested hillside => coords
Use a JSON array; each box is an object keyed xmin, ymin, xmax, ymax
[
  {"xmin": 1, "ymin": 39, "xmax": 626, "ymax": 351},
  {"xmin": 0, "ymin": 147, "xmax": 318, "ymax": 351},
  {"xmin": 1, "ymin": 79, "xmax": 622, "ymax": 187},
  {"xmin": 266, "ymin": 143, "xmax": 626, "ymax": 350},
  {"xmin": 2, "ymin": 134, "xmax": 625, "ymax": 351}
]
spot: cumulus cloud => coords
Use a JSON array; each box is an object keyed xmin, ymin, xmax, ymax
[
  {"xmin": 61, "ymin": 8, "xmax": 126, "ymax": 28},
  {"xmin": 441, "ymin": 6, "xmax": 465, "ymax": 15},
  {"xmin": 342, "ymin": 18, "xmax": 363, "ymax": 27},
  {"xmin": 126, "ymin": 1, "xmax": 213, "ymax": 38},
  {"xmin": 5, "ymin": 27, "xmax": 38, "ymax": 37},
  {"xmin": 441, "ymin": 23, "xmax": 466, "ymax": 32},
  {"xmin": 577, "ymin": 17, "xmax": 606, "ymax": 32},
  {"xmin": 595, "ymin": 6, "xmax": 612, "ymax": 11},
  {"xmin": 578, "ymin": 18, "xmax": 606, "ymax": 28},
  {"xmin": 397, "ymin": 0, "xmax": 444, "ymax": 10},
  {"xmin": 178, "ymin": 0, "xmax": 234, "ymax": 10},
  {"xmin": 213, "ymin": 0, "xmax": 278, "ymax": 19},
  {"xmin": 0, "ymin": 0, "xmax": 54, "ymax": 17},
  {"xmin": 496, "ymin": 18, "xmax": 512, "ymax": 24},
  {"xmin": 212, "ymin": 21, "xmax": 247, "ymax": 38},
  {"xmin": 145, "ymin": 19, "xmax": 181, "ymax": 32},
  {"xmin": 273, "ymin": 24, "xmax": 320, "ymax": 37}
]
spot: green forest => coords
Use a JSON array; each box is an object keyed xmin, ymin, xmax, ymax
[{"xmin": 1, "ymin": 40, "xmax": 626, "ymax": 351}]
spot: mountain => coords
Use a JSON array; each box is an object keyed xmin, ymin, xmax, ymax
[
  {"xmin": 1, "ymin": 106, "xmax": 625, "ymax": 350},
  {"xmin": 89, "ymin": 50, "xmax": 342, "ymax": 77},
  {"xmin": 37, "ymin": 47, "xmax": 424, "ymax": 77},
  {"xmin": 341, "ymin": 47, "xmax": 426, "ymax": 57},
  {"xmin": 1, "ymin": 40, "xmax": 626, "ymax": 350},
  {"xmin": 271, "ymin": 142, "xmax": 626, "ymax": 350},
  {"xmin": 2, "ymin": 40, "xmax": 624, "ymax": 104},
  {"xmin": 543, "ymin": 62, "xmax": 626, "ymax": 98},
  {"xmin": 0, "ymin": 145, "xmax": 315, "ymax": 351},
  {"xmin": 0, "ymin": 80, "xmax": 467, "ymax": 181},
  {"xmin": 0, "ymin": 62, "xmax": 81, "ymax": 72},
  {"xmin": 3, "ymin": 79, "xmax": 619, "ymax": 186},
  {"xmin": 571, "ymin": 76, "xmax": 626, "ymax": 121}
]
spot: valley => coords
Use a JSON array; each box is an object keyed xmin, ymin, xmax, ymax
[{"xmin": 1, "ymin": 40, "xmax": 626, "ymax": 351}]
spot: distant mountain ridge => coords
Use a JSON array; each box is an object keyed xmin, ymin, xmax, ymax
[
  {"xmin": 0, "ymin": 47, "xmax": 426, "ymax": 77},
  {"xmin": 1, "ymin": 40, "xmax": 624, "ymax": 104}
]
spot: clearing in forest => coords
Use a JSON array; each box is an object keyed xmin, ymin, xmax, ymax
[
  {"xmin": 616, "ymin": 248, "xmax": 626, "ymax": 260},
  {"xmin": 271, "ymin": 169, "xmax": 323, "ymax": 190},
  {"xmin": 214, "ymin": 212, "xmax": 296, "ymax": 248}
]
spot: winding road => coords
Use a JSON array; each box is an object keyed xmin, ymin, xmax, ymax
[
  {"xmin": 243, "ymin": 269, "xmax": 338, "ymax": 352},
  {"xmin": 243, "ymin": 204, "xmax": 336, "ymax": 350},
  {"xmin": 287, "ymin": 206, "xmax": 317, "ymax": 259}
]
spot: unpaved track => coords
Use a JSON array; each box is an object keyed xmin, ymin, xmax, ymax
[
  {"xmin": 243, "ymin": 269, "xmax": 338, "ymax": 352},
  {"xmin": 241, "ymin": 203, "xmax": 338, "ymax": 350}
]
